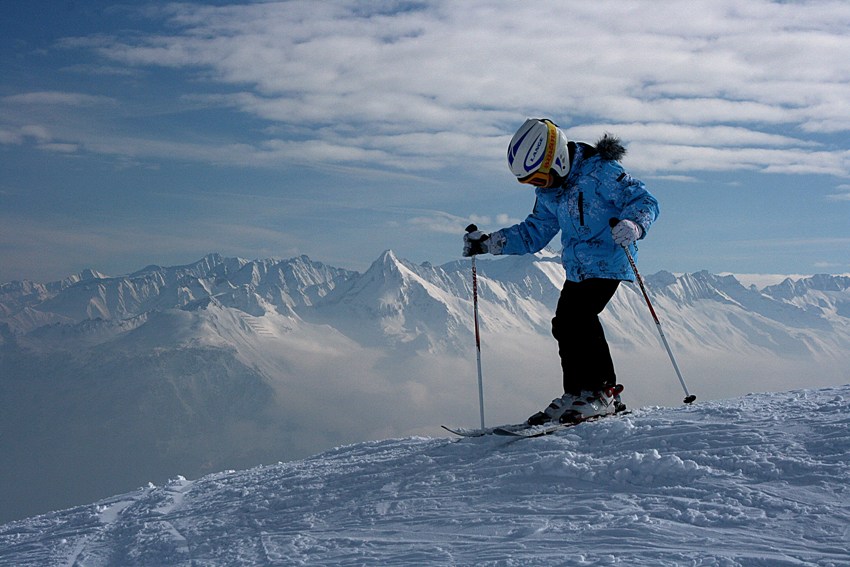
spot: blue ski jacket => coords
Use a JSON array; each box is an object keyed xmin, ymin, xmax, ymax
[{"xmin": 490, "ymin": 139, "xmax": 659, "ymax": 283}]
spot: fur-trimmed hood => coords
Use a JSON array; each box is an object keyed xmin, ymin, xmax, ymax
[{"xmin": 594, "ymin": 134, "xmax": 627, "ymax": 161}]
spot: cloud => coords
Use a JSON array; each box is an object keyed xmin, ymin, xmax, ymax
[
  {"xmin": 0, "ymin": 92, "xmax": 115, "ymax": 153},
  {"xmin": 2, "ymin": 91, "xmax": 116, "ymax": 107},
  {"xmin": 407, "ymin": 211, "xmax": 468, "ymax": 234},
  {"xmin": 0, "ymin": 211, "xmax": 306, "ymax": 283},
  {"xmin": 647, "ymin": 175, "xmax": 701, "ymax": 183},
  {"xmin": 734, "ymin": 236, "xmax": 850, "ymax": 248},
  {"xmin": 813, "ymin": 262, "xmax": 850, "ymax": 270},
  {"xmin": 23, "ymin": 0, "xmax": 850, "ymax": 177},
  {"xmin": 60, "ymin": 63, "xmax": 143, "ymax": 77},
  {"xmin": 407, "ymin": 211, "xmax": 519, "ymax": 235},
  {"xmin": 0, "ymin": 125, "xmax": 53, "ymax": 146},
  {"xmin": 827, "ymin": 191, "xmax": 850, "ymax": 202},
  {"xmin": 38, "ymin": 142, "xmax": 80, "ymax": 153},
  {"xmin": 568, "ymin": 123, "xmax": 816, "ymax": 149}
]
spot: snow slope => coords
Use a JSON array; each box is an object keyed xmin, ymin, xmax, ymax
[{"xmin": 1, "ymin": 385, "xmax": 848, "ymax": 566}]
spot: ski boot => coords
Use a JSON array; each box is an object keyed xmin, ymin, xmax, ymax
[
  {"xmin": 526, "ymin": 392, "xmax": 584, "ymax": 426},
  {"xmin": 559, "ymin": 384, "xmax": 625, "ymax": 424}
]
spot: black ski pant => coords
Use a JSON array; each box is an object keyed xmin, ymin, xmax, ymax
[{"xmin": 551, "ymin": 278, "xmax": 620, "ymax": 395}]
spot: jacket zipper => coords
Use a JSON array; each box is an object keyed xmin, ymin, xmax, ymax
[{"xmin": 578, "ymin": 191, "xmax": 585, "ymax": 226}]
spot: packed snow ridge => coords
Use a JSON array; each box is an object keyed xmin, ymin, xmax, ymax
[{"xmin": 1, "ymin": 385, "xmax": 848, "ymax": 566}]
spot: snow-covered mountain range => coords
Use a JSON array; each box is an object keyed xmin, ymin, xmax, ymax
[
  {"xmin": 2, "ymin": 385, "xmax": 849, "ymax": 566},
  {"xmin": 1, "ymin": 251, "xmax": 849, "ymax": 523}
]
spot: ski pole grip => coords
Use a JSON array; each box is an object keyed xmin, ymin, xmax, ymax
[
  {"xmin": 609, "ymin": 217, "xmax": 619, "ymax": 228},
  {"xmin": 465, "ymin": 223, "xmax": 478, "ymax": 233}
]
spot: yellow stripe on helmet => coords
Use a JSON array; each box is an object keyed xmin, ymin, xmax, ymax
[{"xmin": 537, "ymin": 119, "xmax": 558, "ymax": 175}]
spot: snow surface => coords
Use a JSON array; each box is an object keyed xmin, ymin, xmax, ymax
[{"xmin": 1, "ymin": 385, "xmax": 849, "ymax": 566}]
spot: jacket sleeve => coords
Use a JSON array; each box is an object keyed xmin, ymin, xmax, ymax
[
  {"xmin": 610, "ymin": 170, "xmax": 659, "ymax": 238},
  {"xmin": 489, "ymin": 191, "xmax": 560, "ymax": 255}
]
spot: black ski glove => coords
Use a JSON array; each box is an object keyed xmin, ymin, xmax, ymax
[{"xmin": 463, "ymin": 230, "xmax": 490, "ymax": 257}]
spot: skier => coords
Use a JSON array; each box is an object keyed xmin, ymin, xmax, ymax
[{"xmin": 463, "ymin": 118, "xmax": 659, "ymax": 425}]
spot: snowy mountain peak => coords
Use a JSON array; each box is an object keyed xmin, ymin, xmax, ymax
[
  {"xmin": 377, "ymin": 248, "xmax": 400, "ymax": 264},
  {"xmin": 0, "ymin": 253, "xmax": 355, "ymax": 334},
  {"xmin": 78, "ymin": 268, "xmax": 107, "ymax": 281},
  {"xmin": 305, "ymin": 249, "xmax": 469, "ymax": 351},
  {"xmin": 2, "ymin": 252, "xmax": 850, "ymax": 353},
  {"xmin": 346, "ymin": 249, "xmax": 430, "ymax": 298},
  {"xmin": 765, "ymin": 273, "xmax": 850, "ymax": 298},
  {"xmin": 361, "ymin": 249, "xmax": 417, "ymax": 284}
]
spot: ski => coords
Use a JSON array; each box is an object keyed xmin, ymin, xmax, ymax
[
  {"xmin": 493, "ymin": 421, "xmax": 572, "ymax": 437},
  {"xmin": 441, "ymin": 423, "xmax": 528, "ymax": 437},
  {"xmin": 444, "ymin": 385, "xmax": 629, "ymax": 439},
  {"xmin": 493, "ymin": 411, "xmax": 631, "ymax": 438},
  {"xmin": 444, "ymin": 410, "xmax": 631, "ymax": 439}
]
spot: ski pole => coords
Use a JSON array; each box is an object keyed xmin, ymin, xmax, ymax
[
  {"xmin": 610, "ymin": 219, "xmax": 696, "ymax": 404},
  {"xmin": 465, "ymin": 223, "xmax": 486, "ymax": 428}
]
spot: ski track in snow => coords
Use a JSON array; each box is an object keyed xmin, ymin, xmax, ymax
[{"xmin": 1, "ymin": 386, "xmax": 850, "ymax": 566}]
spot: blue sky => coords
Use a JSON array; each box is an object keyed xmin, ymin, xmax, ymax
[{"xmin": 2, "ymin": 0, "xmax": 849, "ymax": 283}]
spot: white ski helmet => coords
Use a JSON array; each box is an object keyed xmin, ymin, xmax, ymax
[{"xmin": 507, "ymin": 118, "xmax": 570, "ymax": 187}]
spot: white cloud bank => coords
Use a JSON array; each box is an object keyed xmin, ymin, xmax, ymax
[{"xmin": 10, "ymin": 0, "xmax": 847, "ymax": 178}]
